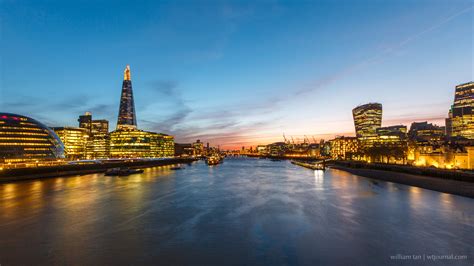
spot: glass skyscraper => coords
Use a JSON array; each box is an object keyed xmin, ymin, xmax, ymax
[
  {"xmin": 352, "ymin": 103, "xmax": 383, "ymax": 147},
  {"xmin": 117, "ymin": 65, "xmax": 137, "ymax": 130},
  {"xmin": 109, "ymin": 65, "xmax": 175, "ymax": 158},
  {"xmin": 446, "ymin": 82, "xmax": 473, "ymax": 139}
]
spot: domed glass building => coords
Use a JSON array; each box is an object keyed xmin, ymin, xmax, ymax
[{"xmin": 0, "ymin": 113, "xmax": 65, "ymax": 163}]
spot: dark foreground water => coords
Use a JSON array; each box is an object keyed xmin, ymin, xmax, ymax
[{"xmin": 0, "ymin": 158, "xmax": 473, "ymax": 265}]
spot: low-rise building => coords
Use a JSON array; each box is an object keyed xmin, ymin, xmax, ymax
[
  {"xmin": 52, "ymin": 127, "xmax": 87, "ymax": 160},
  {"xmin": 109, "ymin": 129, "xmax": 174, "ymax": 158},
  {"xmin": 329, "ymin": 136, "xmax": 359, "ymax": 160},
  {"xmin": 413, "ymin": 146, "xmax": 474, "ymax": 170},
  {"xmin": 193, "ymin": 140, "xmax": 204, "ymax": 156}
]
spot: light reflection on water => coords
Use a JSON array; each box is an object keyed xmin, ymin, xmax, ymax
[{"xmin": 0, "ymin": 158, "xmax": 473, "ymax": 265}]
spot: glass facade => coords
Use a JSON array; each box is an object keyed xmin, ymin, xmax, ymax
[
  {"xmin": 352, "ymin": 103, "xmax": 383, "ymax": 147},
  {"xmin": 192, "ymin": 140, "xmax": 204, "ymax": 156},
  {"xmin": 117, "ymin": 65, "xmax": 137, "ymax": 130},
  {"xmin": 78, "ymin": 112, "xmax": 93, "ymax": 135},
  {"xmin": 78, "ymin": 112, "xmax": 110, "ymax": 159},
  {"xmin": 352, "ymin": 103, "xmax": 382, "ymax": 138},
  {"xmin": 408, "ymin": 122, "xmax": 445, "ymax": 143},
  {"xmin": 446, "ymin": 82, "xmax": 473, "ymax": 139},
  {"xmin": 375, "ymin": 125, "xmax": 407, "ymax": 148},
  {"xmin": 0, "ymin": 113, "xmax": 65, "ymax": 163},
  {"xmin": 52, "ymin": 127, "xmax": 87, "ymax": 160},
  {"xmin": 109, "ymin": 129, "xmax": 174, "ymax": 158}
]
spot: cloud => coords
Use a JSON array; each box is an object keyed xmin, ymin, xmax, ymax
[
  {"xmin": 140, "ymin": 80, "xmax": 193, "ymax": 133},
  {"xmin": 286, "ymin": 5, "xmax": 473, "ymax": 99},
  {"xmin": 151, "ymin": 80, "xmax": 179, "ymax": 96}
]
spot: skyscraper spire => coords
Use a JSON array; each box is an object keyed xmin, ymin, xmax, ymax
[
  {"xmin": 124, "ymin": 64, "xmax": 131, "ymax": 81},
  {"xmin": 117, "ymin": 65, "xmax": 137, "ymax": 130}
]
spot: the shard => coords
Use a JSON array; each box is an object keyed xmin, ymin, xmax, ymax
[{"xmin": 117, "ymin": 65, "xmax": 137, "ymax": 130}]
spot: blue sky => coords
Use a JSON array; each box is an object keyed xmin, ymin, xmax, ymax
[{"xmin": 1, "ymin": 0, "xmax": 472, "ymax": 148}]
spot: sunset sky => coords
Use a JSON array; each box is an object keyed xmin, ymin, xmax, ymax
[{"xmin": 1, "ymin": 0, "xmax": 472, "ymax": 149}]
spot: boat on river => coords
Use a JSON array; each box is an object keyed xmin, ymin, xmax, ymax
[
  {"xmin": 206, "ymin": 155, "xmax": 223, "ymax": 165},
  {"xmin": 291, "ymin": 160, "xmax": 325, "ymax": 170},
  {"xmin": 104, "ymin": 167, "xmax": 144, "ymax": 176}
]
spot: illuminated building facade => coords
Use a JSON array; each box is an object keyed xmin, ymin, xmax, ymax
[
  {"xmin": 108, "ymin": 65, "xmax": 175, "ymax": 158},
  {"xmin": 52, "ymin": 127, "xmax": 87, "ymax": 160},
  {"xmin": 91, "ymin": 119, "xmax": 109, "ymax": 136},
  {"xmin": 256, "ymin": 145, "xmax": 267, "ymax": 155},
  {"xmin": 352, "ymin": 103, "xmax": 382, "ymax": 147},
  {"xmin": 413, "ymin": 146, "xmax": 474, "ymax": 170},
  {"xmin": 446, "ymin": 82, "xmax": 474, "ymax": 139},
  {"xmin": 78, "ymin": 112, "xmax": 93, "ymax": 135},
  {"xmin": 193, "ymin": 140, "xmax": 204, "ymax": 156},
  {"xmin": 78, "ymin": 112, "xmax": 110, "ymax": 159},
  {"xmin": 268, "ymin": 142, "xmax": 286, "ymax": 156},
  {"xmin": 109, "ymin": 129, "xmax": 174, "ymax": 158},
  {"xmin": 329, "ymin": 136, "xmax": 359, "ymax": 160},
  {"xmin": 0, "ymin": 113, "xmax": 64, "ymax": 163},
  {"xmin": 408, "ymin": 122, "xmax": 445, "ymax": 143},
  {"xmin": 159, "ymin": 134, "xmax": 174, "ymax": 157},
  {"xmin": 375, "ymin": 125, "xmax": 407, "ymax": 147},
  {"xmin": 117, "ymin": 65, "xmax": 137, "ymax": 130},
  {"xmin": 88, "ymin": 119, "xmax": 109, "ymax": 159},
  {"xmin": 307, "ymin": 143, "xmax": 321, "ymax": 157}
]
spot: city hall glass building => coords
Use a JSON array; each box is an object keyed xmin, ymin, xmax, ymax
[{"xmin": 0, "ymin": 113, "xmax": 65, "ymax": 163}]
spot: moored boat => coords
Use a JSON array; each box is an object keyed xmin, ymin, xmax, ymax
[
  {"xmin": 206, "ymin": 155, "xmax": 223, "ymax": 165},
  {"xmin": 105, "ymin": 167, "xmax": 144, "ymax": 176},
  {"xmin": 291, "ymin": 160, "xmax": 325, "ymax": 171}
]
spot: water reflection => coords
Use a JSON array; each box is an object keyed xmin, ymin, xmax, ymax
[
  {"xmin": 313, "ymin": 170, "xmax": 325, "ymax": 192},
  {"xmin": 0, "ymin": 158, "xmax": 473, "ymax": 265}
]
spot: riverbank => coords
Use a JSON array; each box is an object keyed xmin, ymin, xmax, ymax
[
  {"xmin": 331, "ymin": 165, "xmax": 474, "ymax": 198},
  {"xmin": 333, "ymin": 160, "xmax": 474, "ymax": 182},
  {"xmin": 0, "ymin": 158, "xmax": 197, "ymax": 183},
  {"xmin": 246, "ymin": 154, "xmax": 321, "ymax": 161}
]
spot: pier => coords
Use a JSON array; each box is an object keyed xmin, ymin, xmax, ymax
[{"xmin": 291, "ymin": 160, "xmax": 326, "ymax": 170}]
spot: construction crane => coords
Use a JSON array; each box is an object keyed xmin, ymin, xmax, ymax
[{"xmin": 304, "ymin": 135, "xmax": 309, "ymax": 144}]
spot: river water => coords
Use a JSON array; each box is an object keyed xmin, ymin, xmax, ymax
[{"xmin": 0, "ymin": 158, "xmax": 473, "ymax": 265}]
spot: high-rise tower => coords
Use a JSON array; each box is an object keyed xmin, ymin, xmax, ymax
[
  {"xmin": 352, "ymin": 103, "xmax": 383, "ymax": 138},
  {"xmin": 446, "ymin": 82, "xmax": 474, "ymax": 139},
  {"xmin": 352, "ymin": 103, "xmax": 383, "ymax": 147},
  {"xmin": 117, "ymin": 65, "xmax": 137, "ymax": 130}
]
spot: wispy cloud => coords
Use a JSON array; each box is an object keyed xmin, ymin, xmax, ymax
[
  {"xmin": 140, "ymin": 80, "xmax": 192, "ymax": 134},
  {"xmin": 288, "ymin": 5, "xmax": 473, "ymax": 98}
]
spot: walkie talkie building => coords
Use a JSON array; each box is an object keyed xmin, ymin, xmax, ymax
[{"xmin": 352, "ymin": 103, "xmax": 382, "ymax": 146}]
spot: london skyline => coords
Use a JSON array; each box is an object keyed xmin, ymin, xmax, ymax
[{"xmin": 1, "ymin": 0, "xmax": 472, "ymax": 149}]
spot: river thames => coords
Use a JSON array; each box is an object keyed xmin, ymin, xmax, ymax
[{"xmin": 0, "ymin": 158, "xmax": 473, "ymax": 265}]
